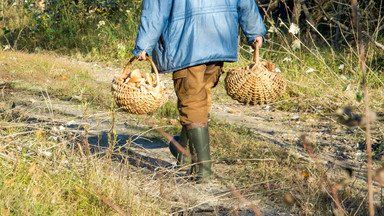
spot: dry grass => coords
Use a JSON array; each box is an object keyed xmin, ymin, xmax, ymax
[
  {"xmin": 0, "ymin": 114, "xmax": 165, "ymax": 215},
  {"xmin": 1, "ymin": 15, "xmax": 384, "ymax": 214},
  {"xmin": 0, "ymin": 50, "xmax": 114, "ymax": 108},
  {"xmin": 0, "ymin": 50, "xmax": 166, "ymax": 215}
]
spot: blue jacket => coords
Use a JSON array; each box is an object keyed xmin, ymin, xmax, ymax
[{"xmin": 132, "ymin": 0, "xmax": 266, "ymax": 73}]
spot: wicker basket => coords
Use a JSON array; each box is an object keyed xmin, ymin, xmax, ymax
[
  {"xmin": 225, "ymin": 45, "xmax": 286, "ymax": 105},
  {"xmin": 111, "ymin": 56, "xmax": 169, "ymax": 114}
]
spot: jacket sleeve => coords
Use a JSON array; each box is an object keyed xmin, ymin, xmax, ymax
[
  {"xmin": 132, "ymin": 0, "xmax": 172, "ymax": 57},
  {"xmin": 238, "ymin": 0, "xmax": 267, "ymax": 45}
]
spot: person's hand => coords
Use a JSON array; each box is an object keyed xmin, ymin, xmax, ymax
[
  {"xmin": 251, "ymin": 36, "xmax": 263, "ymax": 49},
  {"xmin": 138, "ymin": 51, "xmax": 147, "ymax": 60}
]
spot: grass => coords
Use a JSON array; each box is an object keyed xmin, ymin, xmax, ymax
[
  {"xmin": 1, "ymin": 0, "xmax": 384, "ymax": 215},
  {"xmin": 207, "ymin": 115, "xmax": 370, "ymax": 215},
  {"xmin": 1, "ymin": 44, "xmax": 383, "ymax": 215},
  {"xmin": 0, "ymin": 50, "xmax": 112, "ymax": 108},
  {"xmin": 0, "ymin": 136, "xmax": 164, "ymax": 215}
]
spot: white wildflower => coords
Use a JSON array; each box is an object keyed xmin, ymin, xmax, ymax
[
  {"xmin": 66, "ymin": 120, "xmax": 76, "ymax": 126},
  {"xmin": 41, "ymin": 151, "xmax": 52, "ymax": 157},
  {"xmin": 345, "ymin": 84, "xmax": 351, "ymax": 91},
  {"xmin": 289, "ymin": 23, "xmax": 300, "ymax": 35},
  {"xmin": 338, "ymin": 64, "xmax": 345, "ymax": 70},
  {"xmin": 291, "ymin": 39, "xmax": 301, "ymax": 50},
  {"xmin": 268, "ymin": 26, "xmax": 277, "ymax": 33},
  {"xmin": 97, "ymin": 20, "xmax": 106, "ymax": 29},
  {"xmin": 117, "ymin": 44, "xmax": 126, "ymax": 50},
  {"xmin": 282, "ymin": 57, "xmax": 292, "ymax": 62},
  {"xmin": 306, "ymin": 68, "xmax": 315, "ymax": 73},
  {"xmin": 3, "ymin": 45, "xmax": 11, "ymax": 51}
]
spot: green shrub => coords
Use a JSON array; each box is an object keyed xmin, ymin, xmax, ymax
[{"xmin": 0, "ymin": 0, "xmax": 142, "ymax": 61}]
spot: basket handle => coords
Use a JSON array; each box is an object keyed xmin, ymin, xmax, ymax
[
  {"xmin": 252, "ymin": 41, "xmax": 260, "ymax": 65},
  {"xmin": 122, "ymin": 56, "xmax": 160, "ymax": 86}
]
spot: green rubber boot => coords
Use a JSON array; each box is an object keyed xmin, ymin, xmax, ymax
[
  {"xmin": 188, "ymin": 126, "xmax": 211, "ymax": 183},
  {"xmin": 169, "ymin": 126, "xmax": 192, "ymax": 169}
]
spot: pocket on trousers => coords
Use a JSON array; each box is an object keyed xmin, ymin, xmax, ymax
[
  {"xmin": 212, "ymin": 65, "xmax": 224, "ymax": 88},
  {"xmin": 173, "ymin": 69, "xmax": 188, "ymax": 99}
]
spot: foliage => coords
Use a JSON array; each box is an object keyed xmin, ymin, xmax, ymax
[{"xmin": 0, "ymin": 0, "xmax": 142, "ymax": 61}]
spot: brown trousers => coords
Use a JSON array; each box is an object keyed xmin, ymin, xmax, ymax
[{"xmin": 173, "ymin": 62, "xmax": 223, "ymax": 126}]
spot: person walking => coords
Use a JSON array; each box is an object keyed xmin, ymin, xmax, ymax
[{"xmin": 133, "ymin": 0, "xmax": 266, "ymax": 183}]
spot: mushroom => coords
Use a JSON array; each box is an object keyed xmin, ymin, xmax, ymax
[
  {"xmin": 144, "ymin": 73, "xmax": 153, "ymax": 86},
  {"xmin": 128, "ymin": 69, "xmax": 143, "ymax": 83}
]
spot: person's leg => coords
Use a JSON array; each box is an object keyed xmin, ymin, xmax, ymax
[
  {"xmin": 170, "ymin": 65, "xmax": 206, "ymax": 171},
  {"xmin": 172, "ymin": 62, "xmax": 222, "ymax": 183},
  {"xmin": 168, "ymin": 126, "xmax": 191, "ymax": 169},
  {"xmin": 184, "ymin": 123, "xmax": 210, "ymax": 183},
  {"xmin": 173, "ymin": 64, "xmax": 209, "ymax": 124},
  {"xmin": 173, "ymin": 62, "xmax": 222, "ymax": 124},
  {"xmin": 204, "ymin": 62, "xmax": 223, "ymax": 114}
]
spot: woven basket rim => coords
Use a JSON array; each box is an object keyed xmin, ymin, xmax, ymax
[
  {"xmin": 114, "ymin": 56, "xmax": 161, "ymax": 88},
  {"xmin": 111, "ymin": 56, "xmax": 169, "ymax": 114}
]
